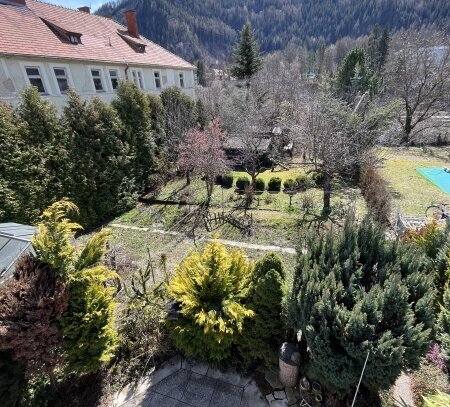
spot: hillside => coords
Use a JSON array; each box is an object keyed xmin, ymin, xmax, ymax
[{"xmin": 98, "ymin": 0, "xmax": 448, "ymax": 62}]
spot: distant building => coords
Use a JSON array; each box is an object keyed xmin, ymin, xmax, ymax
[
  {"xmin": 0, "ymin": 0, "xmax": 196, "ymax": 110},
  {"xmin": 0, "ymin": 222, "xmax": 36, "ymax": 283}
]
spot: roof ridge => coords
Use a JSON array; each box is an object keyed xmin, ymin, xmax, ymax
[{"xmin": 29, "ymin": 0, "xmax": 119, "ymax": 23}]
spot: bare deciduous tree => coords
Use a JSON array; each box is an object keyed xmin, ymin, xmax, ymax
[
  {"xmin": 219, "ymin": 89, "xmax": 280, "ymax": 189},
  {"xmin": 295, "ymin": 95, "xmax": 396, "ymax": 213},
  {"xmin": 384, "ymin": 29, "xmax": 449, "ymax": 144}
]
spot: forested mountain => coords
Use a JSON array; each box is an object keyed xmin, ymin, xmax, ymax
[{"xmin": 97, "ymin": 0, "xmax": 449, "ymax": 62}]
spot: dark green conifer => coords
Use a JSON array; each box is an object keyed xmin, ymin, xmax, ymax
[
  {"xmin": 238, "ymin": 253, "xmax": 285, "ymax": 370},
  {"xmin": 291, "ymin": 217, "xmax": 434, "ymax": 399},
  {"xmin": 113, "ymin": 81, "xmax": 154, "ymax": 192},
  {"xmin": 230, "ymin": 22, "xmax": 263, "ymax": 83}
]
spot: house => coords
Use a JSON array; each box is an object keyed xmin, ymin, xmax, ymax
[
  {"xmin": 0, "ymin": 0, "xmax": 196, "ymax": 110},
  {"xmin": 0, "ymin": 222, "xmax": 36, "ymax": 283}
]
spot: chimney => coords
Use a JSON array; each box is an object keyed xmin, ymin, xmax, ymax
[
  {"xmin": 10, "ymin": 0, "xmax": 26, "ymax": 5},
  {"xmin": 124, "ymin": 10, "xmax": 139, "ymax": 38},
  {"xmin": 78, "ymin": 6, "xmax": 90, "ymax": 13}
]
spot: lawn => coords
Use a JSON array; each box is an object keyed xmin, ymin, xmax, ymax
[{"xmin": 379, "ymin": 147, "xmax": 450, "ymax": 217}]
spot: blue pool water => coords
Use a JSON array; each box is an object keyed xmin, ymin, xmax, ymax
[{"xmin": 417, "ymin": 167, "xmax": 450, "ymax": 194}]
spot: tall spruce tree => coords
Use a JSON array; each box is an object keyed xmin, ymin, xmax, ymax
[
  {"xmin": 196, "ymin": 60, "xmax": 207, "ymax": 86},
  {"xmin": 334, "ymin": 48, "xmax": 380, "ymax": 102},
  {"xmin": 291, "ymin": 217, "xmax": 434, "ymax": 399},
  {"xmin": 160, "ymin": 86, "xmax": 196, "ymax": 161},
  {"xmin": 0, "ymin": 102, "xmax": 22, "ymax": 221},
  {"xmin": 13, "ymin": 87, "xmax": 69, "ymax": 223},
  {"xmin": 230, "ymin": 22, "xmax": 263, "ymax": 83},
  {"xmin": 63, "ymin": 91, "xmax": 135, "ymax": 227},
  {"xmin": 112, "ymin": 81, "xmax": 154, "ymax": 192}
]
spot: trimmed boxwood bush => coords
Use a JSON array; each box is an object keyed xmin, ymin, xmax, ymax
[
  {"xmin": 295, "ymin": 175, "xmax": 308, "ymax": 190},
  {"xmin": 222, "ymin": 174, "xmax": 233, "ymax": 188},
  {"xmin": 283, "ymin": 179, "xmax": 296, "ymax": 190},
  {"xmin": 268, "ymin": 177, "xmax": 282, "ymax": 192},
  {"xmin": 236, "ymin": 176, "xmax": 250, "ymax": 190},
  {"xmin": 255, "ymin": 178, "xmax": 265, "ymax": 191}
]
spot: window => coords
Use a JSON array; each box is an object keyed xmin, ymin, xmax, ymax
[
  {"xmin": 109, "ymin": 69, "xmax": 119, "ymax": 90},
  {"xmin": 25, "ymin": 66, "xmax": 46, "ymax": 94},
  {"xmin": 53, "ymin": 67, "xmax": 69, "ymax": 94},
  {"xmin": 137, "ymin": 71, "xmax": 144, "ymax": 90},
  {"xmin": 69, "ymin": 35, "xmax": 80, "ymax": 44},
  {"xmin": 179, "ymin": 72, "xmax": 185, "ymax": 88},
  {"xmin": 154, "ymin": 71, "xmax": 161, "ymax": 89},
  {"xmin": 130, "ymin": 69, "xmax": 144, "ymax": 90},
  {"xmin": 91, "ymin": 69, "xmax": 104, "ymax": 92}
]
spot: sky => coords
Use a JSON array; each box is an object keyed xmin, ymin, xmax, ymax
[{"xmin": 44, "ymin": 0, "xmax": 104, "ymax": 12}]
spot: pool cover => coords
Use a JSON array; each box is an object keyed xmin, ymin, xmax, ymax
[{"xmin": 417, "ymin": 167, "xmax": 450, "ymax": 194}]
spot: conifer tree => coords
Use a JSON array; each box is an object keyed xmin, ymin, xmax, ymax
[
  {"xmin": 63, "ymin": 91, "xmax": 135, "ymax": 227},
  {"xmin": 113, "ymin": 81, "xmax": 154, "ymax": 192},
  {"xmin": 438, "ymin": 286, "xmax": 450, "ymax": 363},
  {"xmin": 33, "ymin": 200, "xmax": 119, "ymax": 374},
  {"xmin": 14, "ymin": 87, "xmax": 69, "ymax": 223},
  {"xmin": 160, "ymin": 87, "xmax": 196, "ymax": 160},
  {"xmin": 238, "ymin": 253, "xmax": 285, "ymax": 370},
  {"xmin": 0, "ymin": 102, "xmax": 22, "ymax": 221},
  {"xmin": 292, "ymin": 217, "xmax": 434, "ymax": 399},
  {"xmin": 147, "ymin": 93, "xmax": 166, "ymax": 148},
  {"xmin": 334, "ymin": 48, "xmax": 379, "ymax": 102},
  {"xmin": 196, "ymin": 60, "xmax": 207, "ymax": 86},
  {"xmin": 167, "ymin": 242, "xmax": 254, "ymax": 362},
  {"xmin": 230, "ymin": 22, "xmax": 263, "ymax": 83}
]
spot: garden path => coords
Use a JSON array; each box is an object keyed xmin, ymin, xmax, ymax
[
  {"xmin": 114, "ymin": 356, "xmax": 268, "ymax": 407},
  {"xmin": 109, "ymin": 223, "xmax": 296, "ymax": 254},
  {"xmin": 393, "ymin": 373, "xmax": 414, "ymax": 407}
]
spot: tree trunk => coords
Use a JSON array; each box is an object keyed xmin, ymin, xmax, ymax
[
  {"xmin": 322, "ymin": 173, "xmax": 332, "ymax": 215},
  {"xmin": 402, "ymin": 108, "xmax": 413, "ymax": 144},
  {"xmin": 186, "ymin": 170, "xmax": 191, "ymax": 185},
  {"xmin": 205, "ymin": 180, "xmax": 213, "ymax": 206},
  {"xmin": 251, "ymin": 173, "xmax": 257, "ymax": 191}
]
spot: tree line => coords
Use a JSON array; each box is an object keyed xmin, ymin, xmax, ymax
[
  {"xmin": 0, "ymin": 83, "xmax": 203, "ymax": 228},
  {"xmin": 97, "ymin": 0, "xmax": 449, "ymax": 61}
]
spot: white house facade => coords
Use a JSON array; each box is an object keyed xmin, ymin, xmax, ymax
[{"xmin": 0, "ymin": 0, "xmax": 195, "ymax": 110}]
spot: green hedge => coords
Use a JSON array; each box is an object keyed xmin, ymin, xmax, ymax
[
  {"xmin": 283, "ymin": 178, "xmax": 296, "ymax": 190},
  {"xmin": 255, "ymin": 178, "xmax": 265, "ymax": 191},
  {"xmin": 222, "ymin": 174, "xmax": 234, "ymax": 188},
  {"xmin": 268, "ymin": 177, "xmax": 282, "ymax": 192},
  {"xmin": 236, "ymin": 176, "xmax": 250, "ymax": 190}
]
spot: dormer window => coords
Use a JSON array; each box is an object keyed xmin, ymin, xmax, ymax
[
  {"xmin": 69, "ymin": 35, "xmax": 81, "ymax": 44},
  {"xmin": 41, "ymin": 18, "xmax": 83, "ymax": 45}
]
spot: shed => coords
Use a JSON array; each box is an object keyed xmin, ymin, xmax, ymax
[{"xmin": 0, "ymin": 222, "xmax": 37, "ymax": 282}]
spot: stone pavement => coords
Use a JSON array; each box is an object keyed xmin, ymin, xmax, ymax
[{"xmin": 114, "ymin": 356, "xmax": 268, "ymax": 407}]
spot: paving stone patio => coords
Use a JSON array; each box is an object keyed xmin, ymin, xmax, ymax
[{"xmin": 114, "ymin": 356, "xmax": 268, "ymax": 407}]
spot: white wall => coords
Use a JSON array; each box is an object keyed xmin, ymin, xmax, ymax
[{"xmin": 0, "ymin": 56, "xmax": 196, "ymax": 111}]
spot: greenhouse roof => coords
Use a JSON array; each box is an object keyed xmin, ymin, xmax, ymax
[{"xmin": 0, "ymin": 223, "xmax": 36, "ymax": 282}]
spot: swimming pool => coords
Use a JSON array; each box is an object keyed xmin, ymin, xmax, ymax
[{"xmin": 417, "ymin": 167, "xmax": 450, "ymax": 194}]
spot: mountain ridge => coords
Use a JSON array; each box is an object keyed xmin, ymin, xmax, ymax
[{"xmin": 96, "ymin": 0, "xmax": 449, "ymax": 63}]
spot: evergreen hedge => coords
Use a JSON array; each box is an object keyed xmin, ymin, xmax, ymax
[
  {"xmin": 268, "ymin": 177, "xmax": 282, "ymax": 191},
  {"xmin": 291, "ymin": 216, "xmax": 434, "ymax": 399},
  {"xmin": 255, "ymin": 178, "xmax": 265, "ymax": 191},
  {"xmin": 236, "ymin": 176, "xmax": 251, "ymax": 190}
]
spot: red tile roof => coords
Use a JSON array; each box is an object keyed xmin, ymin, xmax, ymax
[{"xmin": 0, "ymin": 0, "xmax": 194, "ymax": 69}]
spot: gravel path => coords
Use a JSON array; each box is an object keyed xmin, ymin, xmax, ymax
[
  {"xmin": 109, "ymin": 223, "xmax": 296, "ymax": 254},
  {"xmin": 393, "ymin": 373, "xmax": 414, "ymax": 407}
]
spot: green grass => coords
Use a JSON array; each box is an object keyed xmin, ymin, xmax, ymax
[{"xmin": 379, "ymin": 147, "xmax": 450, "ymax": 216}]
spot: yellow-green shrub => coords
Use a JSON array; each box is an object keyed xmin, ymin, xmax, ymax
[{"xmin": 167, "ymin": 242, "xmax": 254, "ymax": 362}]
